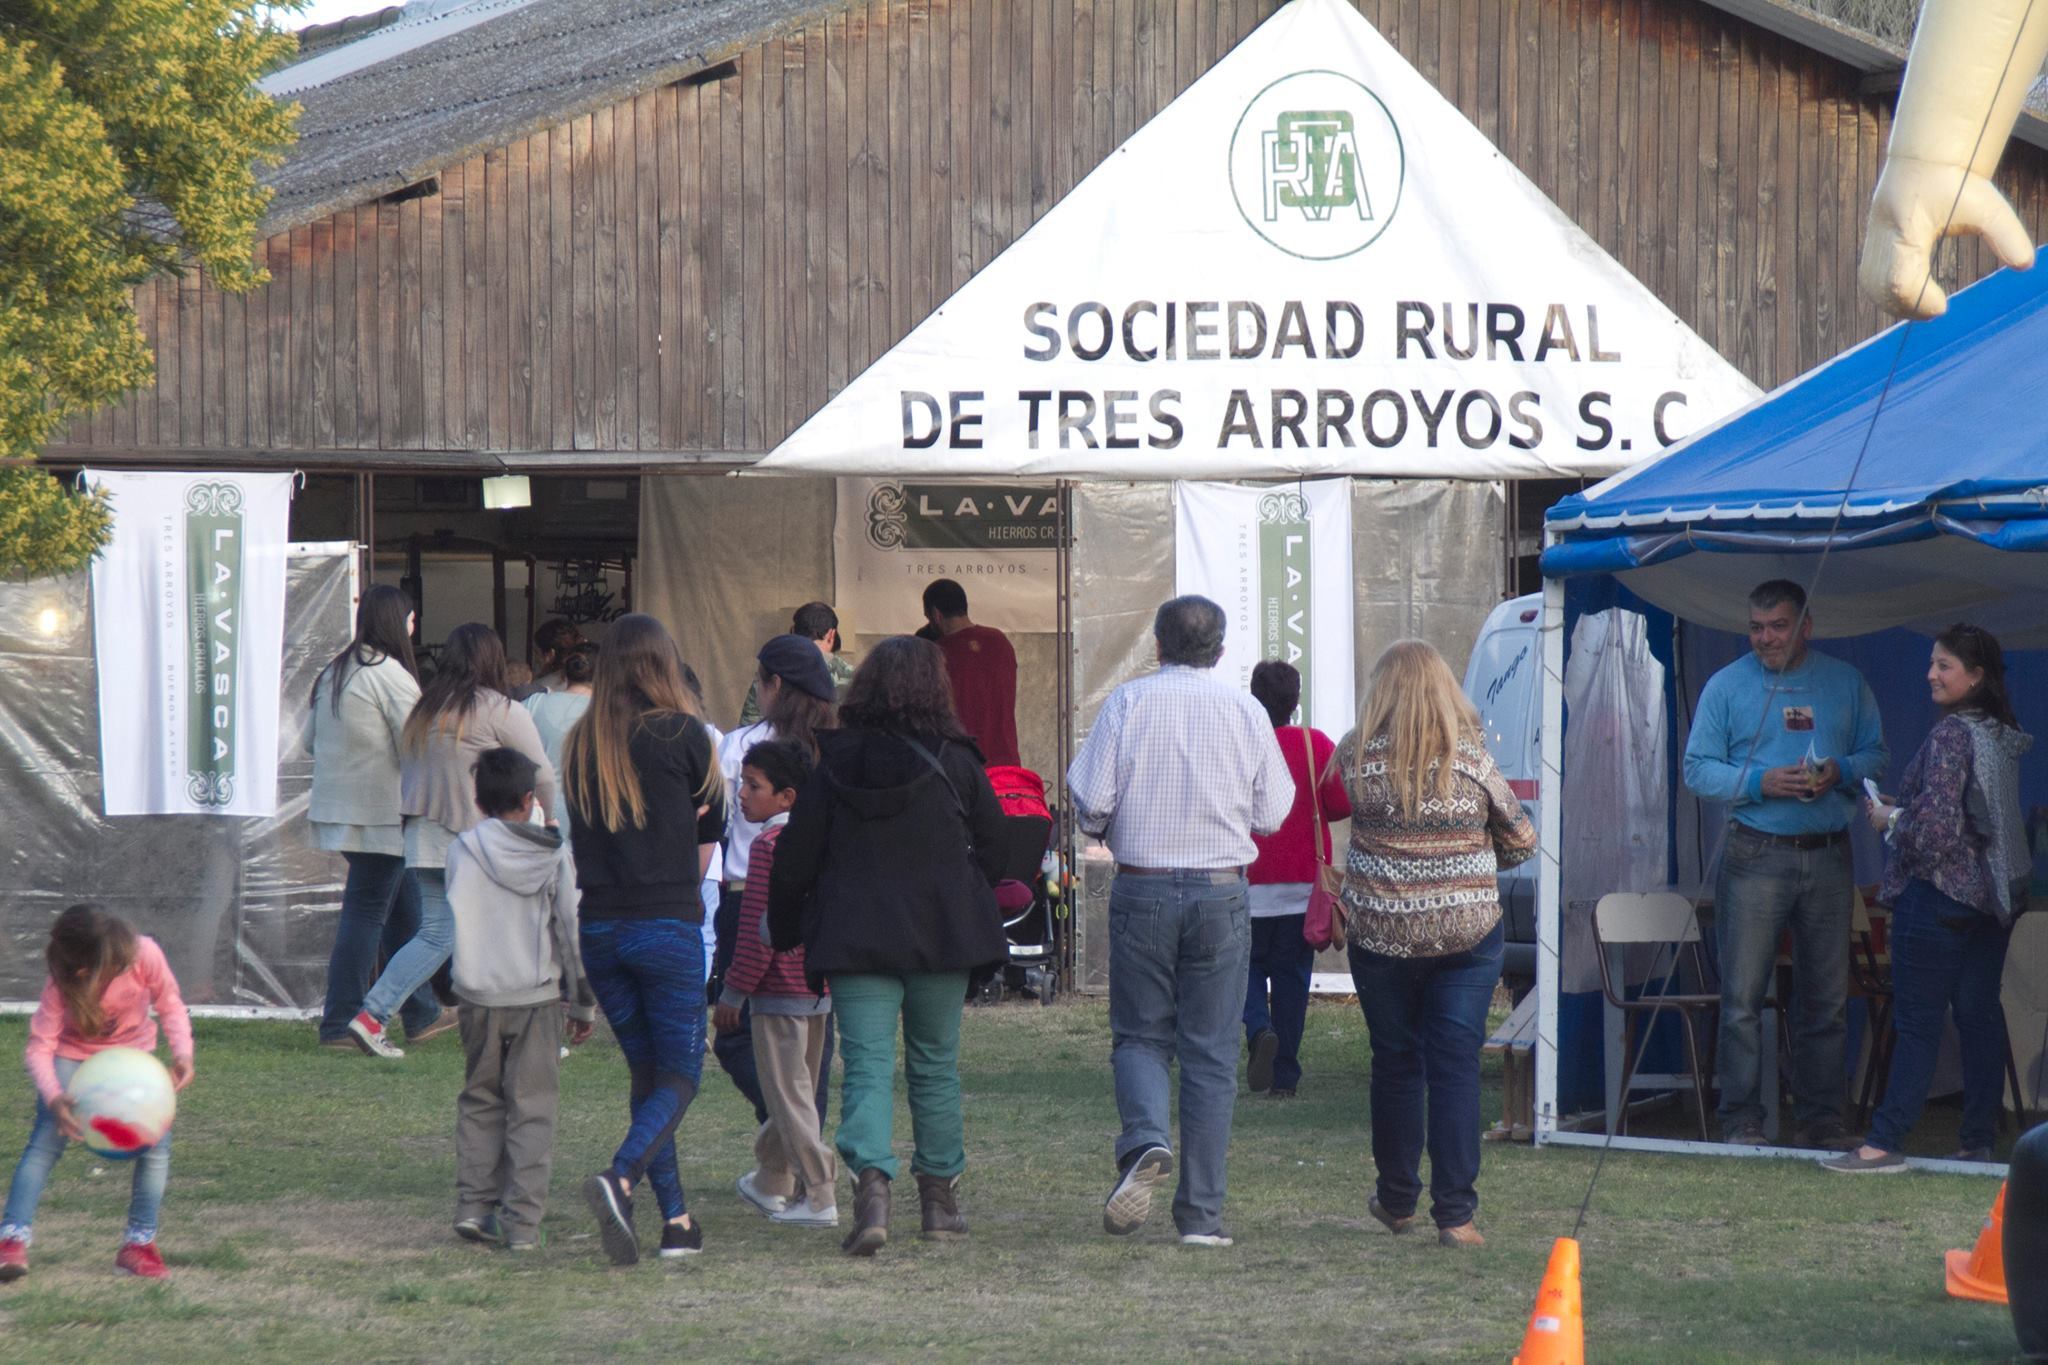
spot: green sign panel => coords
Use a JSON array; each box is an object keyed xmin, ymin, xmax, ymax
[
  {"xmin": 1258, "ymin": 491, "xmax": 1312, "ymax": 725},
  {"xmin": 865, "ymin": 483, "xmax": 1060, "ymax": 551},
  {"xmin": 184, "ymin": 482, "xmax": 245, "ymax": 807}
]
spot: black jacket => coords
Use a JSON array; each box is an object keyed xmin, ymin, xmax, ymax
[
  {"xmin": 568, "ymin": 711, "xmax": 726, "ymax": 920},
  {"xmin": 768, "ymin": 728, "xmax": 1007, "ymax": 984}
]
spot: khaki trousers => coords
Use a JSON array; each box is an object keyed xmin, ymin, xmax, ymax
[
  {"xmin": 456, "ymin": 1002, "xmax": 563, "ymax": 1239},
  {"xmin": 751, "ymin": 1012, "xmax": 836, "ymax": 1207}
]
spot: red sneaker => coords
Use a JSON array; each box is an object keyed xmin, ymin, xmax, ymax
[
  {"xmin": 0, "ymin": 1236, "xmax": 27, "ymax": 1282},
  {"xmin": 115, "ymin": 1241, "xmax": 168, "ymax": 1280}
]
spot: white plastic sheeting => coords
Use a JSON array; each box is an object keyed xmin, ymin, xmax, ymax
[
  {"xmin": 1558, "ymin": 608, "xmax": 1670, "ymax": 993},
  {"xmin": 0, "ymin": 548, "xmax": 356, "ymax": 1009},
  {"xmin": 1069, "ymin": 478, "xmax": 1504, "ymax": 992}
]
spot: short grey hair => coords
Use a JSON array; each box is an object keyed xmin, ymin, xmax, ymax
[{"xmin": 1154, "ymin": 595, "xmax": 1226, "ymax": 668}]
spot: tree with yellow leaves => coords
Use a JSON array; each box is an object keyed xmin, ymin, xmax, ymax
[{"xmin": 0, "ymin": 1, "xmax": 299, "ymax": 577}]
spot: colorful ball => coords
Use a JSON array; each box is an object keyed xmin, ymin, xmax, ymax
[{"xmin": 65, "ymin": 1047, "xmax": 175, "ymax": 1160}]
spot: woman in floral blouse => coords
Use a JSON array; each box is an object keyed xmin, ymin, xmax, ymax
[
  {"xmin": 1336, "ymin": 640, "xmax": 1536, "ymax": 1245},
  {"xmin": 1825, "ymin": 624, "xmax": 2031, "ymax": 1174}
]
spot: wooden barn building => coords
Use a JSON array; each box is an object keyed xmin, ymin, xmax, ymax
[{"xmin": 39, "ymin": 0, "xmax": 2048, "ymax": 716}]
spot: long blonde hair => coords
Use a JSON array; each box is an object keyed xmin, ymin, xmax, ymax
[
  {"xmin": 1353, "ymin": 639, "xmax": 1479, "ymax": 821},
  {"xmin": 561, "ymin": 614, "xmax": 720, "ymax": 832}
]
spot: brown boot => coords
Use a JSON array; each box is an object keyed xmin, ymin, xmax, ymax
[
  {"xmin": 842, "ymin": 1168, "xmax": 890, "ymax": 1257},
  {"xmin": 915, "ymin": 1173, "xmax": 968, "ymax": 1240}
]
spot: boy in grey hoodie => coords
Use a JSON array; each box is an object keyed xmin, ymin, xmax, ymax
[{"xmin": 445, "ymin": 748, "xmax": 597, "ymax": 1250}]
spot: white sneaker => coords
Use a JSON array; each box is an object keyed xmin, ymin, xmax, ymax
[
  {"xmin": 1102, "ymin": 1145, "xmax": 1173, "ymax": 1235},
  {"xmin": 736, "ymin": 1171, "xmax": 789, "ymax": 1216},
  {"xmin": 1180, "ymin": 1232, "xmax": 1235, "ymax": 1248},
  {"xmin": 770, "ymin": 1201, "xmax": 839, "ymax": 1228}
]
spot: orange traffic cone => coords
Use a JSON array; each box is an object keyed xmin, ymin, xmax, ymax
[
  {"xmin": 1513, "ymin": 1236, "xmax": 1585, "ymax": 1365},
  {"xmin": 1944, "ymin": 1184, "xmax": 2009, "ymax": 1305}
]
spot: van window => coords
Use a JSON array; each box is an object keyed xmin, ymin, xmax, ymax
[{"xmin": 1465, "ymin": 625, "xmax": 1535, "ymax": 781}]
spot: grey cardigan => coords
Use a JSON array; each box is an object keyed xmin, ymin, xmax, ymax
[
  {"xmin": 400, "ymin": 691, "xmax": 558, "ymax": 860},
  {"xmin": 309, "ymin": 653, "xmax": 420, "ymax": 830}
]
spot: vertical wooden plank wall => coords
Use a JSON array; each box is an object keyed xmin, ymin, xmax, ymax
[{"xmin": 59, "ymin": 0, "xmax": 2048, "ymax": 459}]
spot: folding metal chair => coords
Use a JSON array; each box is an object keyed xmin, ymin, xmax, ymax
[{"xmin": 1594, "ymin": 892, "xmax": 1720, "ymax": 1139}]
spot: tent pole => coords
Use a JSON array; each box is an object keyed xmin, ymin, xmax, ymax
[
  {"xmin": 1535, "ymin": 555, "xmax": 1566, "ymax": 1143},
  {"xmin": 1056, "ymin": 478, "xmax": 1075, "ymax": 990}
]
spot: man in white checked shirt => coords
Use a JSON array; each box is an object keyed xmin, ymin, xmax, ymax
[{"xmin": 1067, "ymin": 596, "xmax": 1295, "ymax": 1247}]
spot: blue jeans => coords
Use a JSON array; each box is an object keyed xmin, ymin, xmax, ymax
[
  {"xmin": 1867, "ymin": 879, "xmax": 2014, "ymax": 1153},
  {"xmin": 1243, "ymin": 913, "xmax": 1314, "ymax": 1091},
  {"xmin": 2, "ymin": 1057, "xmax": 170, "ymax": 1245},
  {"xmin": 581, "ymin": 918, "xmax": 706, "ymax": 1221},
  {"xmin": 321, "ymin": 852, "xmax": 440, "ymax": 1041},
  {"xmin": 360, "ymin": 866, "xmax": 454, "ymax": 1027},
  {"xmin": 1348, "ymin": 922, "xmax": 1502, "ymax": 1230},
  {"xmin": 1108, "ymin": 871, "xmax": 1250, "ymax": 1237},
  {"xmin": 709, "ymin": 885, "xmax": 767, "ymax": 1122},
  {"xmin": 1712, "ymin": 827, "xmax": 1853, "ymax": 1131}
]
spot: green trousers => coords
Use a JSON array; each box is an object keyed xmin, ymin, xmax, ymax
[{"xmin": 829, "ymin": 972, "xmax": 970, "ymax": 1181}]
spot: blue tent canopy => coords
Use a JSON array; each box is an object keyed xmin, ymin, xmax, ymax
[
  {"xmin": 1527, "ymin": 261, "xmax": 2048, "ymax": 1150},
  {"xmin": 1539, "ymin": 264, "xmax": 2048, "ymax": 645}
]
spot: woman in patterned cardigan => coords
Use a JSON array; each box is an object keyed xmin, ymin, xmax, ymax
[
  {"xmin": 1825, "ymin": 624, "xmax": 2031, "ymax": 1174},
  {"xmin": 1336, "ymin": 640, "xmax": 1535, "ymax": 1248}
]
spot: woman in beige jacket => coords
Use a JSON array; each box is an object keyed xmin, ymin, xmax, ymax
[
  {"xmin": 309, "ymin": 586, "xmax": 443, "ymax": 1048},
  {"xmin": 344, "ymin": 623, "xmax": 556, "ymax": 1060}
]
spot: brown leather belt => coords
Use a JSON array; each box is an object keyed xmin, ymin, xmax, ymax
[
  {"xmin": 1731, "ymin": 824, "xmax": 1845, "ymax": 851},
  {"xmin": 1116, "ymin": 865, "xmax": 1246, "ymax": 882}
]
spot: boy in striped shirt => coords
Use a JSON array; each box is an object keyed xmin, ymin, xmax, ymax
[{"xmin": 713, "ymin": 740, "xmax": 836, "ymax": 1228}]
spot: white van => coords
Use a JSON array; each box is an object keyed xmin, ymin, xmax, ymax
[{"xmin": 1461, "ymin": 593, "xmax": 1543, "ymax": 996}]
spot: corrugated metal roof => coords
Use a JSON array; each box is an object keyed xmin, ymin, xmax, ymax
[{"xmin": 258, "ymin": 0, "xmax": 835, "ymax": 237}]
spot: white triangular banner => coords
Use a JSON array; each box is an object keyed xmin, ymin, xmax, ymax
[{"xmin": 761, "ymin": 0, "xmax": 1757, "ymax": 480}]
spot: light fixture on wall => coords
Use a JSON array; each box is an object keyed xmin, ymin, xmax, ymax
[
  {"xmin": 36, "ymin": 607, "xmax": 62, "ymax": 637},
  {"xmin": 481, "ymin": 475, "xmax": 531, "ymax": 510}
]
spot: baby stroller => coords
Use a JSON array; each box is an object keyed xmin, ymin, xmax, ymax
[{"xmin": 976, "ymin": 765, "xmax": 1061, "ymax": 1006}]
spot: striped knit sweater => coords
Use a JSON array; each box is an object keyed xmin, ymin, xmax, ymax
[
  {"xmin": 719, "ymin": 827, "xmax": 828, "ymax": 1016},
  {"xmin": 1335, "ymin": 732, "xmax": 1537, "ymax": 958}
]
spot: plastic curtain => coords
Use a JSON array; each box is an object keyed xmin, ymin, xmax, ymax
[{"xmin": 0, "ymin": 550, "xmax": 355, "ymax": 1009}]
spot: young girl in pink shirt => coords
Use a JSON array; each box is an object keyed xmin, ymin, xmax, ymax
[{"xmin": 1, "ymin": 905, "xmax": 194, "ymax": 1282}]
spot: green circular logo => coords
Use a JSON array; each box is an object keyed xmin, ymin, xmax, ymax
[{"xmin": 1228, "ymin": 71, "xmax": 1405, "ymax": 261}]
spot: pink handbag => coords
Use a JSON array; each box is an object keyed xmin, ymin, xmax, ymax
[{"xmin": 1299, "ymin": 727, "xmax": 1347, "ymax": 951}]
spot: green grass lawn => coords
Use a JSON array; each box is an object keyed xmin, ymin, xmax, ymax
[{"xmin": 0, "ymin": 1003, "xmax": 2019, "ymax": 1362}]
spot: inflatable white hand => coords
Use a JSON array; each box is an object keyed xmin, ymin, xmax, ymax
[
  {"xmin": 1859, "ymin": 157, "xmax": 2036, "ymax": 318},
  {"xmin": 1856, "ymin": 0, "xmax": 2048, "ymax": 319}
]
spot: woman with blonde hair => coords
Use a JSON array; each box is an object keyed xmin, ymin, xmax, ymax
[
  {"xmin": 563, "ymin": 614, "xmax": 727, "ymax": 1266},
  {"xmin": 1337, "ymin": 639, "xmax": 1534, "ymax": 1248}
]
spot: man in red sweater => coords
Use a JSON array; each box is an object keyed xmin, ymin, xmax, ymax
[{"xmin": 922, "ymin": 578, "xmax": 1020, "ymax": 767}]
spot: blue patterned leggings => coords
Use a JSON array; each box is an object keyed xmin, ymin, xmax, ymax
[{"xmin": 580, "ymin": 918, "xmax": 706, "ymax": 1222}]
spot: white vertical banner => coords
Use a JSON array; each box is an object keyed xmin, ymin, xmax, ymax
[
  {"xmin": 88, "ymin": 470, "xmax": 295, "ymax": 817},
  {"xmin": 1174, "ymin": 478, "xmax": 1354, "ymax": 735}
]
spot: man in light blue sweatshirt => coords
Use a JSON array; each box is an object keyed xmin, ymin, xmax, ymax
[{"xmin": 1683, "ymin": 579, "xmax": 1886, "ymax": 1150}]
